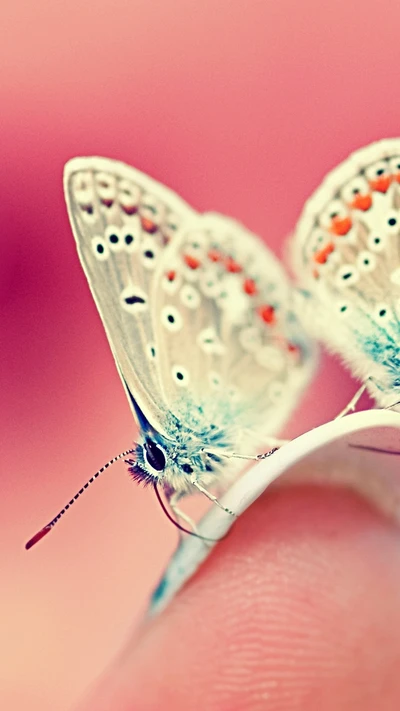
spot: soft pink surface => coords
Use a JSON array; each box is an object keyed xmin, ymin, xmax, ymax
[{"xmin": 0, "ymin": 1, "xmax": 396, "ymax": 708}]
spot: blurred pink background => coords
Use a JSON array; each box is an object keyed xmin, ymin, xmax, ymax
[{"xmin": 1, "ymin": 0, "xmax": 397, "ymax": 708}]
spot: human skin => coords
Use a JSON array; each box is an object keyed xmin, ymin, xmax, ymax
[{"xmin": 77, "ymin": 484, "xmax": 400, "ymax": 710}]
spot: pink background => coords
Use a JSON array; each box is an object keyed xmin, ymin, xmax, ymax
[{"xmin": 0, "ymin": 1, "xmax": 397, "ymax": 708}]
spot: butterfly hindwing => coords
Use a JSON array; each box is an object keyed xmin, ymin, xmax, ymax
[
  {"xmin": 152, "ymin": 210, "xmax": 316, "ymax": 445},
  {"xmin": 291, "ymin": 138, "xmax": 400, "ymax": 402}
]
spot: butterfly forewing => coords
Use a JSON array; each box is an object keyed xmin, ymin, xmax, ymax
[
  {"xmin": 291, "ymin": 138, "xmax": 400, "ymax": 403},
  {"xmin": 64, "ymin": 157, "xmax": 198, "ymax": 434}
]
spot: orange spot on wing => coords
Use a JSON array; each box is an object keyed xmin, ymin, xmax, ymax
[
  {"xmin": 312, "ymin": 268, "xmax": 319, "ymax": 279},
  {"xmin": 330, "ymin": 216, "xmax": 352, "ymax": 236},
  {"xmin": 313, "ymin": 242, "xmax": 335, "ymax": 264},
  {"xmin": 141, "ymin": 217, "xmax": 158, "ymax": 233},
  {"xmin": 183, "ymin": 253, "xmax": 201, "ymax": 269},
  {"xmin": 166, "ymin": 270, "xmax": 176, "ymax": 281},
  {"xmin": 208, "ymin": 248, "xmax": 222, "ymax": 262},
  {"xmin": 243, "ymin": 278, "xmax": 257, "ymax": 295},
  {"xmin": 257, "ymin": 304, "xmax": 276, "ymax": 325},
  {"xmin": 369, "ymin": 175, "xmax": 392, "ymax": 193},
  {"xmin": 121, "ymin": 204, "xmax": 138, "ymax": 215},
  {"xmin": 225, "ymin": 257, "xmax": 242, "ymax": 273},
  {"xmin": 350, "ymin": 194, "xmax": 372, "ymax": 211}
]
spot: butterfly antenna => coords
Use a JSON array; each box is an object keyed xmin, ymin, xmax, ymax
[{"xmin": 25, "ymin": 449, "xmax": 135, "ymax": 550}]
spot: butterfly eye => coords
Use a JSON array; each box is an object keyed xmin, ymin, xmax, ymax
[
  {"xmin": 171, "ymin": 365, "xmax": 190, "ymax": 387},
  {"xmin": 320, "ymin": 200, "xmax": 352, "ymax": 236},
  {"xmin": 118, "ymin": 179, "xmax": 140, "ymax": 215},
  {"xmin": 385, "ymin": 212, "xmax": 399, "ymax": 235},
  {"xmin": 389, "ymin": 156, "xmax": 400, "ymax": 183},
  {"xmin": 120, "ymin": 285, "xmax": 148, "ymax": 313},
  {"xmin": 105, "ymin": 225, "xmax": 124, "ymax": 252},
  {"xmin": 161, "ymin": 305, "xmax": 183, "ymax": 332},
  {"xmin": 91, "ymin": 237, "xmax": 110, "ymax": 261},
  {"xmin": 356, "ymin": 250, "xmax": 377, "ymax": 273},
  {"xmin": 341, "ymin": 177, "xmax": 371, "ymax": 210},
  {"xmin": 143, "ymin": 440, "xmax": 167, "ymax": 472},
  {"xmin": 367, "ymin": 233, "xmax": 386, "ymax": 252},
  {"xmin": 180, "ymin": 284, "xmax": 201, "ymax": 309},
  {"xmin": 335, "ymin": 264, "xmax": 359, "ymax": 288},
  {"xmin": 141, "ymin": 239, "xmax": 159, "ymax": 269},
  {"xmin": 365, "ymin": 161, "xmax": 391, "ymax": 192}
]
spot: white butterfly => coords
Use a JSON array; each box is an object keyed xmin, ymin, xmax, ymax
[
  {"xmin": 26, "ymin": 157, "xmax": 316, "ymax": 548},
  {"xmin": 291, "ymin": 137, "xmax": 400, "ymax": 411}
]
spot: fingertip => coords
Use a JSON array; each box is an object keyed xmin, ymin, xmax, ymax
[{"xmin": 77, "ymin": 486, "xmax": 400, "ymax": 711}]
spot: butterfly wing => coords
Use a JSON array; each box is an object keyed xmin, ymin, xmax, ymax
[
  {"xmin": 64, "ymin": 157, "xmax": 199, "ymax": 435},
  {"xmin": 291, "ymin": 138, "xmax": 400, "ymax": 403},
  {"xmin": 151, "ymin": 210, "xmax": 317, "ymax": 447},
  {"xmin": 65, "ymin": 156, "xmax": 316, "ymax": 446}
]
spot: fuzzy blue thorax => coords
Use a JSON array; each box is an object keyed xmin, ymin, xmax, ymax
[
  {"xmin": 126, "ymin": 395, "xmax": 248, "ymax": 494},
  {"xmin": 354, "ymin": 323, "xmax": 400, "ymax": 404}
]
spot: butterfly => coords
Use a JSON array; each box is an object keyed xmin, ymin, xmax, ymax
[
  {"xmin": 291, "ymin": 138, "xmax": 400, "ymax": 412},
  {"xmin": 26, "ymin": 157, "xmax": 316, "ymax": 549}
]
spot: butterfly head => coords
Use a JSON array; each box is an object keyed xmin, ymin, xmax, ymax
[{"xmin": 125, "ymin": 416, "xmax": 232, "ymax": 493}]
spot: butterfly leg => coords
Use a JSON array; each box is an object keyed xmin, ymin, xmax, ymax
[
  {"xmin": 384, "ymin": 400, "xmax": 400, "ymax": 411},
  {"xmin": 169, "ymin": 491, "xmax": 215, "ymax": 548},
  {"xmin": 335, "ymin": 380, "xmax": 370, "ymax": 419},
  {"xmin": 167, "ymin": 490, "xmax": 201, "ymax": 537},
  {"xmin": 204, "ymin": 446, "xmax": 279, "ymax": 462},
  {"xmin": 191, "ymin": 480, "xmax": 237, "ymax": 517}
]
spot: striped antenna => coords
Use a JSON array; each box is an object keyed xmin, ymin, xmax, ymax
[{"xmin": 25, "ymin": 448, "xmax": 135, "ymax": 550}]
